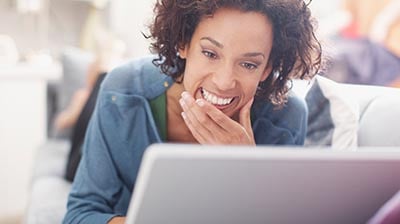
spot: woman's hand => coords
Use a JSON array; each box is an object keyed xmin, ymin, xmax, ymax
[
  {"xmin": 108, "ymin": 216, "xmax": 126, "ymax": 224},
  {"xmin": 179, "ymin": 91, "xmax": 255, "ymax": 145}
]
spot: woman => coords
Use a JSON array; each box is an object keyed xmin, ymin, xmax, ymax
[{"xmin": 63, "ymin": 0, "xmax": 321, "ymax": 223}]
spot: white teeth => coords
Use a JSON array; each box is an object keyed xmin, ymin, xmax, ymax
[{"xmin": 201, "ymin": 88, "xmax": 234, "ymax": 106}]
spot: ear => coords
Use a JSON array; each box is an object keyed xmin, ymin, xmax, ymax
[
  {"xmin": 260, "ymin": 63, "xmax": 272, "ymax": 82},
  {"xmin": 178, "ymin": 44, "xmax": 188, "ymax": 59}
]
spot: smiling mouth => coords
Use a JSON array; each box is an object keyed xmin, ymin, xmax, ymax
[{"xmin": 201, "ymin": 88, "xmax": 235, "ymax": 106}]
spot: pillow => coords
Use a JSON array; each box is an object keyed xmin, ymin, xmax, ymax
[
  {"xmin": 59, "ymin": 47, "xmax": 94, "ymax": 112},
  {"xmin": 50, "ymin": 47, "xmax": 94, "ymax": 138},
  {"xmin": 305, "ymin": 76, "xmax": 359, "ymax": 148}
]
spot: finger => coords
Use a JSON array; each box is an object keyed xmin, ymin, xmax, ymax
[
  {"xmin": 181, "ymin": 92, "xmax": 224, "ymax": 134},
  {"xmin": 193, "ymin": 99, "xmax": 240, "ymax": 142},
  {"xmin": 180, "ymin": 111, "xmax": 207, "ymax": 144},
  {"xmin": 239, "ymin": 98, "xmax": 255, "ymax": 144},
  {"xmin": 239, "ymin": 98, "xmax": 254, "ymax": 135},
  {"xmin": 196, "ymin": 98, "xmax": 254, "ymax": 144},
  {"xmin": 180, "ymin": 93, "xmax": 219, "ymax": 143},
  {"xmin": 196, "ymin": 98, "xmax": 240, "ymax": 132}
]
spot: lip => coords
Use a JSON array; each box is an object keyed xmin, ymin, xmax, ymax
[{"xmin": 198, "ymin": 87, "xmax": 238, "ymax": 110}]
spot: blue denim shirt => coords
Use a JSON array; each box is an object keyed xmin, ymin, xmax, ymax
[{"xmin": 63, "ymin": 55, "xmax": 308, "ymax": 224}]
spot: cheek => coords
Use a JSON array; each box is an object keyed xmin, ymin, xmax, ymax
[
  {"xmin": 182, "ymin": 68, "xmax": 204, "ymax": 93},
  {"xmin": 241, "ymin": 79, "xmax": 261, "ymax": 98},
  {"xmin": 183, "ymin": 58, "xmax": 212, "ymax": 86},
  {"xmin": 182, "ymin": 72, "xmax": 192, "ymax": 92}
]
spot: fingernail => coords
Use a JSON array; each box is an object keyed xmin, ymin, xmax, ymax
[
  {"xmin": 179, "ymin": 98, "xmax": 185, "ymax": 107},
  {"xmin": 181, "ymin": 91, "xmax": 190, "ymax": 100},
  {"xmin": 181, "ymin": 112, "xmax": 187, "ymax": 119},
  {"xmin": 196, "ymin": 99, "xmax": 204, "ymax": 107}
]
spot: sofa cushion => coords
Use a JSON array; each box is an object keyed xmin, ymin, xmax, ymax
[
  {"xmin": 26, "ymin": 140, "xmax": 71, "ymax": 224},
  {"xmin": 358, "ymin": 94, "xmax": 400, "ymax": 146},
  {"xmin": 25, "ymin": 177, "xmax": 71, "ymax": 224},
  {"xmin": 31, "ymin": 139, "xmax": 70, "ymax": 180},
  {"xmin": 305, "ymin": 76, "xmax": 359, "ymax": 148},
  {"xmin": 337, "ymin": 83, "xmax": 400, "ymax": 146}
]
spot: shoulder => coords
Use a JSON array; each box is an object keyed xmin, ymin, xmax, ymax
[
  {"xmin": 252, "ymin": 92, "xmax": 307, "ymax": 145},
  {"xmin": 100, "ymin": 55, "xmax": 174, "ymax": 99},
  {"xmin": 92, "ymin": 56, "xmax": 170, "ymax": 143}
]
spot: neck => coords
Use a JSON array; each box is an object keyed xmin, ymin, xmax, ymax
[{"xmin": 166, "ymin": 82, "xmax": 184, "ymax": 116}]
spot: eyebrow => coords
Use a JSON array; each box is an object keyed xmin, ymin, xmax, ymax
[
  {"xmin": 242, "ymin": 52, "xmax": 265, "ymax": 59},
  {"xmin": 200, "ymin": 37, "xmax": 224, "ymax": 48},
  {"xmin": 200, "ymin": 36, "xmax": 265, "ymax": 59}
]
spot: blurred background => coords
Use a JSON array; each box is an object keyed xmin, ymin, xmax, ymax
[{"xmin": 0, "ymin": 0, "xmax": 399, "ymax": 223}]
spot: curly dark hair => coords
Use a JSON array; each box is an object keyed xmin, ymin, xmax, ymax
[{"xmin": 148, "ymin": 0, "xmax": 321, "ymax": 106}]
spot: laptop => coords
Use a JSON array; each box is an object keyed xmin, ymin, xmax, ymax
[{"xmin": 125, "ymin": 144, "xmax": 400, "ymax": 224}]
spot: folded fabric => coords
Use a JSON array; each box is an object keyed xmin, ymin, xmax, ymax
[{"xmin": 305, "ymin": 75, "xmax": 359, "ymax": 148}]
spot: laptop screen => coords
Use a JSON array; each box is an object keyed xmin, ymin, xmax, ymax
[{"xmin": 126, "ymin": 144, "xmax": 400, "ymax": 224}]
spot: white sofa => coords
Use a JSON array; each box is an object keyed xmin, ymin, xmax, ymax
[
  {"xmin": 24, "ymin": 77, "xmax": 400, "ymax": 224},
  {"xmin": 303, "ymin": 77, "xmax": 400, "ymax": 147}
]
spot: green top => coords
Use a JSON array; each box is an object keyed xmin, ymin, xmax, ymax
[{"xmin": 149, "ymin": 93, "xmax": 167, "ymax": 141}]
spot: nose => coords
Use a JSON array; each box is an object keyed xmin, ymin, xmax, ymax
[{"xmin": 211, "ymin": 63, "xmax": 237, "ymax": 91}]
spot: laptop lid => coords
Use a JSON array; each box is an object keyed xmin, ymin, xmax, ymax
[{"xmin": 126, "ymin": 144, "xmax": 400, "ymax": 224}]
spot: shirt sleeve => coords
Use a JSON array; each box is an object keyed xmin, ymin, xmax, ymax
[{"xmin": 62, "ymin": 94, "xmax": 125, "ymax": 224}]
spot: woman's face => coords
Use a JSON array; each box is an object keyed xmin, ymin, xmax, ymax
[{"xmin": 179, "ymin": 8, "xmax": 273, "ymax": 118}]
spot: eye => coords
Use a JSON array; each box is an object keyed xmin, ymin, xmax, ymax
[
  {"xmin": 241, "ymin": 62, "xmax": 258, "ymax": 70},
  {"xmin": 202, "ymin": 50, "xmax": 217, "ymax": 59}
]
